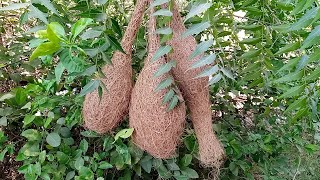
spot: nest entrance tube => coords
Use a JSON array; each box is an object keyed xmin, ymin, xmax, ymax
[
  {"xmin": 82, "ymin": 0, "xmax": 149, "ymax": 134},
  {"xmin": 129, "ymin": 7, "xmax": 186, "ymax": 159},
  {"xmin": 165, "ymin": 1, "xmax": 226, "ymax": 167}
]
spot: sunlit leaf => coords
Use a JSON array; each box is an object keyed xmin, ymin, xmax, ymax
[
  {"xmin": 189, "ymin": 39, "xmax": 214, "ymax": 60},
  {"xmin": 152, "ymin": 9, "xmax": 173, "ymax": 17},
  {"xmin": 184, "ymin": 3, "xmax": 213, "ymax": 22},
  {"xmin": 190, "ymin": 54, "xmax": 216, "ymax": 70},
  {"xmin": 182, "ymin": 22, "xmax": 211, "ymax": 38},
  {"xmin": 301, "ymin": 25, "xmax": 320, "ymax": 49},
  {"xmin": 151, "ymin": 45, "xmax": 172, "ymax": 62}
]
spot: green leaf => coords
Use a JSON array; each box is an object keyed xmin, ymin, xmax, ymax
[
  {"xmin": 111, "ymin": 18, "xmax": 122, "ymax": 37},
  {"xmin": 152, "ymin": 9, "xmax": 173, "ymax": 17},
  {"xmin": 190, "ymin": 54, "xmax": 216, "ymax": 70},
  {"xmin": 239, "ymin": 24, "xmax": 263, "ymax": 31},
  {"xmin": 184, "ymin": 3, "xmax": 212, "ymax": 22},
  {"xmin": 309, "ymin": 48, "xmax": 320, "ymax": 63},
  {"xmin": 0, "ymin": 93, "xmax": 15, "ymax": 101},
  {"xmin": 74, "ymin": 157, "xmax": 84, "ymax": 170},
  {"xmin": 114, "ymin": 128, "xmax": 134, "ymax": 141},
  {"xmin": 60, "ymin": 50, "xmax": 86, "ymax": 73},
  {"xmin": 46, "ymin": 132, "xmax": 61, "ymax": 147},
  {"xmin": 21, "ymin": 129, "xmax": 41, "ymax": 141},
  {"xmin": 155, "ymin": 78, "xmax": 173, "ymax": 92},
  {"xmin": 189, "ymin": 39, "xmax": 213, "ymax": 60},
  {"xmin": 277, "ymin": 57, "xmax": 300, "ymax": 72},
  {"xmin": 80, "ymin": 29, "xmax": 102, "ymax": 40},
  {"xmin": 296, "ymin": 55, "xmax": 309, "ymax": 71},
  {"xmin": 156, "ymin": 27, "xmax": 172, "ymax": 35},
  {"xmin": 180, "ymin": 154, "xmax": 192, "ymax": 167},
  {"xmin": 302, "ymin": 25, "xmax": 320, "ymax": 49},
  {"xmin": 163, "ymin": 89, "xmax": 175, "ymax": 104},
  {"xmin": 182, "ymin": 22, "xmax": 211, "ymax": 38},
  {"xmin": 0, "ymin": 117, "xmax": 7, "ymax": 126},
  {"xmin": 29, "ymin": 5, "xmax": 48, "ymax": 24},
  {"xmin": 287, "ymin": 7, "xmax": 319, "ymax": 31},
  {"xmin": 154, "ymin": 60, "xmax": 176, "ymax": 77},
  {"xmin": 0, "ymin": 3, "xmax": 29, "ymax": 11},
  {"xmin": 209, "ymin": 73, "xmax": 222, "ymax": 85},
  {"xmin": 181, "ymin": 167, "xmax": 199, "ymax": 179},
  {"xmin": 99, "ymin": 161, "xmax": 113, "ymax": 169},
  {"xmin": 66, "ymin": 171, "xmax": 75, "ymax": 180},
  {"xmin": 168, "ymin": 95, "xmax": 179, "ymax": 111},
  {"xmin": 71, "ymin": 18, "xmax": 93, "ymax": 39},
  {"xmin": 285, "ymin": 97, "xmax": 307, "ymax": 114},
  {"xmin": 279, "ymin": 85, "xmax": 305, "ymax": 99},
  {"xmin": 79, "ymin": 80, "xmax": 100, "ymax": 97},
  {"xmin": 149, "ymin": 0, "xmax": 170, "ymax": 9},
  {"xmin": 221, "ymin": 67, "xmax": 235, "ymax": 80},
  {"xmin": 152, "ymin": 45, "xmax": 172, "ymax": 62},
  {"xmin": 195, "ymin": 65, "xmax": 219, "ymax": 78},
  {"xmin": 36, "ymin": 0, "xmax": 59, "ymax": 15},
  {"xmin": 240, "ymin": 49, "xmax": 262, "ymax": 59},
  {"xmin": 304, "ymin": 69, "xmax": 320, "ymax": 81},
  {"xmin": 107, "ymin": 35, "xmax": 125, "ymax": 53},
  {"xmin": 239, "ymin": 37, "xmax": 261, "ymax": 44},
  {"xmin": 78, "ymin": 167, "xmax": 93, "ymax": 179},
  {"xmin": 140, "ymin": 155, "xmax": 153, "ymax": 173},
  {"xmin": 291, "ymin": 0, "xmax": 307, "ymax": 15},
  {"xmin": 23, "ymin": 115, "xmax": 36, "ymax": 126},
  {"xmin": 55, "ymin": 62, "xmax": 65, "ymax": 83},
  {"xmin": 47, "ymin": 22, "xmax": 65, "ymax": 42},
  {"xmin": 30, "ymin": 42, "xmax": 60, "ymax": 61},
  {"xmin": 275, "ymin": 42, "xmax": 300, "ymax": 55},
  {"xmin": 274, "ymin": 71, "xmax": 304, "ymax": 83}
]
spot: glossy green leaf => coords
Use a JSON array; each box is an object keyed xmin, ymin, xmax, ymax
[
  {"xmin": 180, "ymin": 154, "xmax": 192, "ymax": 167},
  {"xmin": 46, "ymin": 132, "xmax": 61, "ymax": 147},
  {"xmin": 23, "ymin": 115, "xmax": 36, "ymax": 126},
  {"xmin": 190, "ymin": 54, "xmax": 216, "ymax": 70},
  {"xmin": 37, "ymin": 0, "xmax": 59, "ymax": 15},
  {"xmin": 163, "ymin": 89, "xmax": 175, "ymax": 104},
  {"xmin": 152, "ymin": 9, "xmax": 173, "ymax": 17},
  {"xmin": 301, "ymin": 25, "xmax": 320, "ymax": 49},
  {"xmin": 21, "ymin": 129, "xmax": 41, "ymax": 141},
  {"xmin": 151, "ymin": 45, "xmax": 172, "ymax": 62},
  {"xmin": 209, "ymin": 73, "xmax": 222, "ymax": 85},
  {"xmin": 30, "ymin": 42, "xmax": 60, "ymax": 61},
  {"xmin": 111, "ymin": 18, "xmax": 122, "ymax": 37},
  {"xmin": 221, "ymin": 67, "xmax": 235, "ymax": 80},
  {"xmin": 304, "ymin": 69, "xmax": 320, "ymax": 81},
  {"xmin": 107, "ymin": 35, "xmax": 125, "ymax": 53},
  {"xmin": 55, "ymin": 62, "xmax": 65, "ymax": 83},
  {"xmin": 29, "ymin": 5, "xmax": 48, "ymax": 24},
  {"xmin": 239, "ymin": 37, "xmax": 261, "ymax": 44},
  {"xmin": 279, "ymin": 85, "xmax": 305, "ymax": 99},
  {"xmin": 154, "ymin": 60, "xmax": 176, "ymax": 77},
  {"xmin": 182, "ymin": 22, "xmax": 211, "ymax": 38},
  {"xmin": 240, "ymin": 49, "xmax": 262, "ymax": 59},
  {"xmin": 195, "ymin": 65, "xmax": 219, "ymax": 78},
  {"xmin": 275, "ymin": 42, "xmax": 300, "ymax": 55},
  {"xmin": 79, "ymin": 80, "xmax": 100, "ymax": 97},
  {"xmin": 274, "ymin": 71, "xmax": 304, "ymax": 83},
  {"xmin": 309, "ymin": 48, "xmax": 320, "ymax": 63},
  {"xmin": 71, "ymin": 18, "xmax": 93, "ymax": 39},
  {"xmin": 155, "ymin": 78, "xmax": 173, "ymax": 92},
  {"xmin": 287, "ymin": 7, "xmax": 319, "ymax": 31},
  {"xmin": 184, "ymin": 3, "xmax": 213, "ymax": 22},
  {"xmin": 99, "ymin": 162, "xmax": 113, "ymax": 169},
  {"xmin": 181, "ymin": 167, "xmax": 199, "ymax": 179},
  {"xmin": 80, "ymin": 29, "xmax": 102, "ymax": 40},
  {"xmin": 189, "ymin": 39, "xmax": 214, "ymax": 60},
  {"xmin": 284, "ymin": 97, "xmax": 307, "ymax": 114},
  {"xmin": 114, "ymin": 128, "xmax": 134, "ymax": 141},
  {"xmin": 168, "ymin": 95, "xmax": 179, "ymax": 111}
]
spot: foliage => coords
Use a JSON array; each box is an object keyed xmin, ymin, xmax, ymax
[{"xmin": 0, "ymin": 0, "xmax": 320, "ymax": 179}]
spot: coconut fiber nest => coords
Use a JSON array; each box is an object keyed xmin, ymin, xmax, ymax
[
  {"xmin": 82, "ymin": 0, "xmax": 149, "ymax": 134},
  {"xmin": 129, "ymin": 7, "xmax": 186, "ymax": 159},
  {"xmin": 165, "ymin": 1, "xmax": 226, "ymax": 168}
]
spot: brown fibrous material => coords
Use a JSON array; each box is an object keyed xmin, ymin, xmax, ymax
[
  {"xmin": 165, "ymin": 2, "xmax": 226, "ymax": 167},
  {"xmin": 83, "ymin": 0, "xmax": 149, "ymax": 134},
  {"xmin": 129, "ymin": 7, "xmax": 186, "ymax": 159}
]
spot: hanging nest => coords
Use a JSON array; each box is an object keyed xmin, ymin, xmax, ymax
[
  {"xmin": 165, "ymin": 1, "xmax": 226, "ymax": 168},
  {"xmin": 83, "ymin": 0, "xmax": 149, "ymax": 134},
  {"xmin": 129, "ymin": 7, "xmax": 186, "ymax": 159}
]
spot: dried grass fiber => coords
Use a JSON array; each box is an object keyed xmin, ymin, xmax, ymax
[
  {"xmin": 165, "ymin": 1, "xmax": 226, "ymax": 167},
  {"xmin": 83, "ymin": 0, "xmax": 149, "ymax": 134},
  {"xmin": 129, "ymin": 7, "xmax": 186, "ymax": 159}
]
